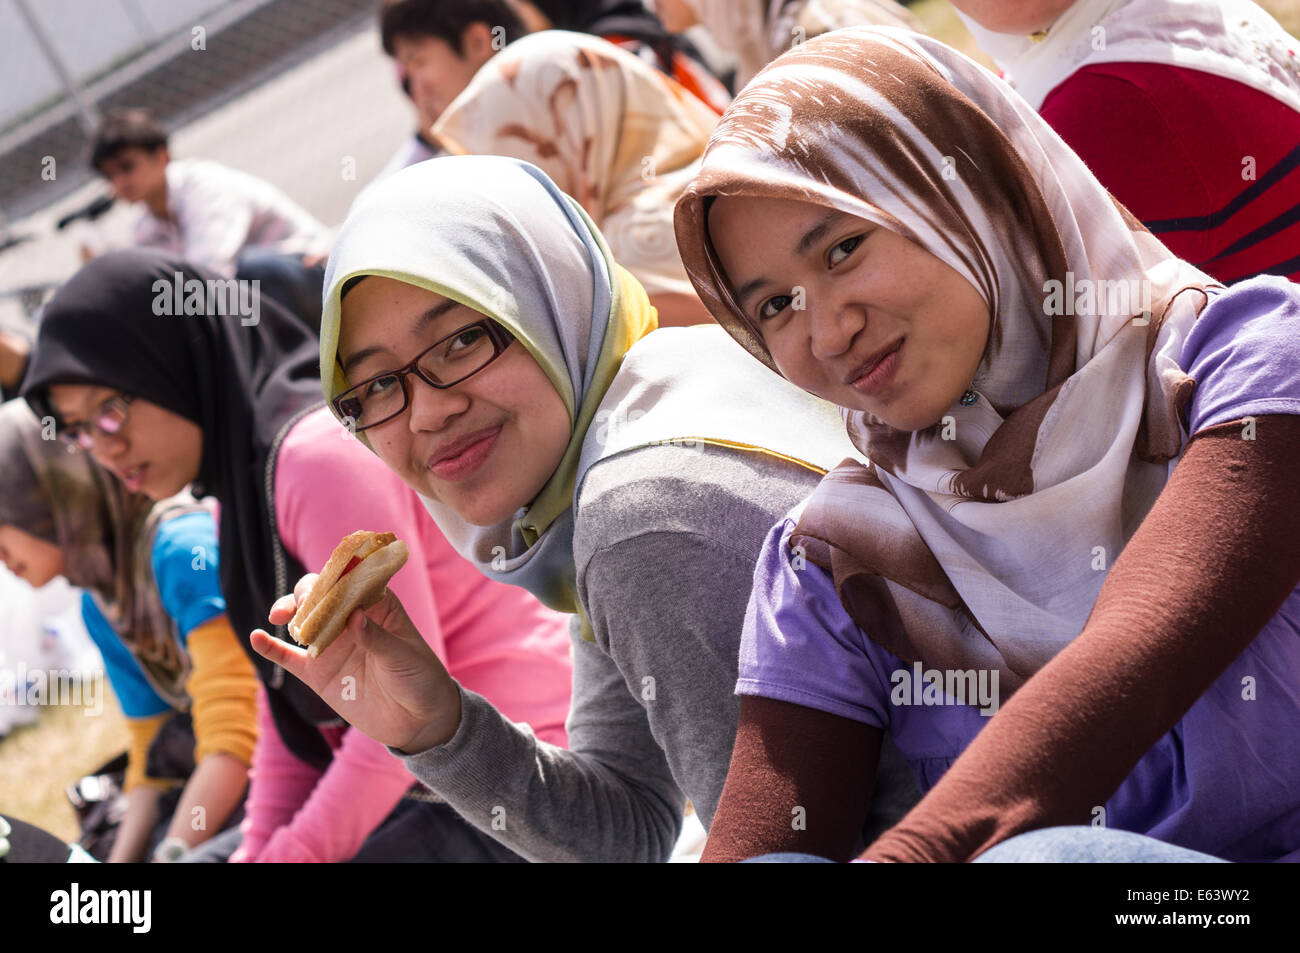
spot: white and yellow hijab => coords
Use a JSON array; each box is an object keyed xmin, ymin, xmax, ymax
[{"xmin": 321, "ymin": 155, "xmax": 856, "ymax": 636}]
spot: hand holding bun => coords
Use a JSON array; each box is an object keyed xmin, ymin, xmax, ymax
[
  {"xmin": 254, "ymin": 537, "xmax": 463, "ymax": 753},
  {"xmin": 288, "ymin": 530, "xmax": 409, "ymax": 658}
]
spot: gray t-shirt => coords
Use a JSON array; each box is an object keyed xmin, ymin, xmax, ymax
[{"xmin": 396, "ymin": 441, "xmax": 822, "ymax": 862}]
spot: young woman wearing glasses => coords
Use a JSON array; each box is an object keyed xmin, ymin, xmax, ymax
[
  {"xmin": 20, "ymin": 248, "xmax": 574, "ymax": 863},
  {"xmin": 245, "ymin": 155, "xmax": 921, "ymax": 862}
]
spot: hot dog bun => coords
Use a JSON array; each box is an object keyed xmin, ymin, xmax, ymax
[{"xmin": 288, "ymin": 530, "xmax": 409, "ymax": 657}]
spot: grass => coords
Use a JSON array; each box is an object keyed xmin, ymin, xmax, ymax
[{"xmin": 0, "ymin": 694, "xmax": 128, "ymax": 842}]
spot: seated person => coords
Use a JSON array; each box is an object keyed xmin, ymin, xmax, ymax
[
  {"xmin": 674, "ymin": 26, "xmax": 1300, "ymax": 862},
  {"xmin": 951, "ymin": 0, "xmax": 1300, "ymax": 283},
  {"xmin": 90, "ymin": 107, "xmax": 331, "ymax": 328},
  {"xmin": 376, "ymin": 0, "xmax": 720, "ymax": 327},
  {"xmin": 0, "ymin": 399, "xmax": 256, "ymax": 863}
]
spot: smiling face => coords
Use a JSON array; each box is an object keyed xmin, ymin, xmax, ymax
[
  {"xmin": 0, "ymin": 524, "xmax": 64, "ymax": 587},
  {"xmin": 46, "ymin": 385, "xmax": 202, "ymax": 500},
  {"xmin": 338, "ymin": 276, "xmax": 571, "ymax": 526},
  {"xmin": 706, "ymin": 195, "xmax": 990, "ymax": 432}
]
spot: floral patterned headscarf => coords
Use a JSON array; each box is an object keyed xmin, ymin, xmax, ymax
[{"xmin": 431, "ymin": 30, "xmax": 719, "ymax": 300}]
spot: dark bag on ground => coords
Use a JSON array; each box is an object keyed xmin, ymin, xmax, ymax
[{"xmin": 67, "ymin": 712, "xmax": 244, "ymax": 861}]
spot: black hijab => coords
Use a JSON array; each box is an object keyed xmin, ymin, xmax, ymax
[{"xmin": 23, "ymin": 249, "xmax": 336, "ymax": 768}]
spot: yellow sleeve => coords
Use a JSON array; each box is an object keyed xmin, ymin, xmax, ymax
[
  {"xmin": 123, "ymin": 714, "xmax": 177, "ymax": 793},
  {"xmin": 184, "ymin": 615, "xmax": 259, "ymax": 767}
]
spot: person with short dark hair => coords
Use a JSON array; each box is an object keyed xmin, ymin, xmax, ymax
[
  {"xmin": 372, "ymin": 0, "xmax": 527, "ymax": 181},
  {"xmin": 380, "ymin": 0, "xmax": 528, "ymax": 57},
  {"xmin": 373, "ymin": 1, "xmax": 720, "ymax": 325},
  {"xmin": 90, "ymin": 107, "xmax": 169, "ymax": 172},
  {"xmin": 89, "ymin": 108, "xmax": 331, "ymax": 328},
  {"xmin": 371, "ymin": 0, "xmax": 728, "ymax": 183}
]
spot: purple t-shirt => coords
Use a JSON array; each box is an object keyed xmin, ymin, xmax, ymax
[{"xmin": 738, "ymin": 275, "xmax": 1300, "ymax": 862}]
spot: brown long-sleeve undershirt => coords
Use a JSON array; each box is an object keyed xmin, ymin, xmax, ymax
[{"xmin": 703, "ymin": 415, "xmax": 1300, "ymax": 863}]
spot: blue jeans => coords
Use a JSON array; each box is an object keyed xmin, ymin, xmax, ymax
[
  {"xmin": 745, "ymin": 826, "xmax": 1230, "ymax": 862},
  {"xmin": 973, "ymin": 826, "xmax": 1228, "ymax": 863}
]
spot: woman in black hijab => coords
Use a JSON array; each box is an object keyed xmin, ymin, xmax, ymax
[{"xmin": 23, "ymin": 248, "xmax": 333, "ymax": 769}]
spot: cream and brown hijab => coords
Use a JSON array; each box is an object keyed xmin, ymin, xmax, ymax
[
  {"xmin": 675, "ymin": 27, "xmax": 1219, "ymax": 693},
  {"xmin": 431, "ymin": 30, "xmax": 719, "ymax": 300}
]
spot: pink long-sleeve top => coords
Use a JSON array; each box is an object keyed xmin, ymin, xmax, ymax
[{"xmin": 232, "ymin": 407, "xmax": 573, "ymax": 863}]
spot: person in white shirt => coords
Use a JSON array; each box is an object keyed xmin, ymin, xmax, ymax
[{"xmin": 90, "ymin": 108, "xmax": 331, "ymax": 328}]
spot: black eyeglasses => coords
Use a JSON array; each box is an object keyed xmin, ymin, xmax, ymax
[
  {"xmin": 334, "ymin": 319, "xmax": 515, "ymax": 432},
  {"xmin": 59, "ymin": 393, "xmax": 135, "ymax": 451}
]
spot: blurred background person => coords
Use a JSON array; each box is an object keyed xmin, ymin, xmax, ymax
[
  {"xmin": 951, "ymin": 0, "xmax": 1300, "ymax": 283},
  {"xmin": 653, "ymin": 0, "xmax": 922, "ymax": 90},
  {"xmin": 380, "ymin": 1, "xmax": 721, "ymax": 325},
  {"xmin": 90, "ymin": 107, "xmax": 332, "ymax": 328},
  {"xmin": 372, "ymin": 0, "xmax": 534, "ymax": 180},
  {"xmin": 509, "ymin": 0, "xmax": 732, "ymax": 110},
  {"xmin": 0, "ymin": 399, "xmax": 256, "ymax": 863}
]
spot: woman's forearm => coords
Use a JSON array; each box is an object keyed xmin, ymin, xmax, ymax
[
  {"xmin": 864, "ymin": 415, "xmax": 1300, "ymax": 862},
  {"xmin": 107, "ymin": 786, "xmax": 162, "ymax": 863},
  {"xmin": 234, "ymin": 687, "xmax": 323, "ymax": 862},
  {"xmin": 164, "ymin": 751, "xmax": 248, "ymax": 848},
  {"xmin": 648, "ymin": 291, "xmax": 714, "ymax": 328},
  {"xmin": 0, "ymin": 329, "xmax": 29, "ymax": 393},
  {"xmin": 702, "ymin": 695, "xmax": 879, "ymax": 862}
]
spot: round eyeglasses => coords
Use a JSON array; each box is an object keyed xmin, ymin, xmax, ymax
[
  {"xmin": 333, "ymin": 319, "xmax": 515, "ymax": 432},
  {"xmin": 58, "ymin": 394, "xmax": 135, "ymax": 451}
]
